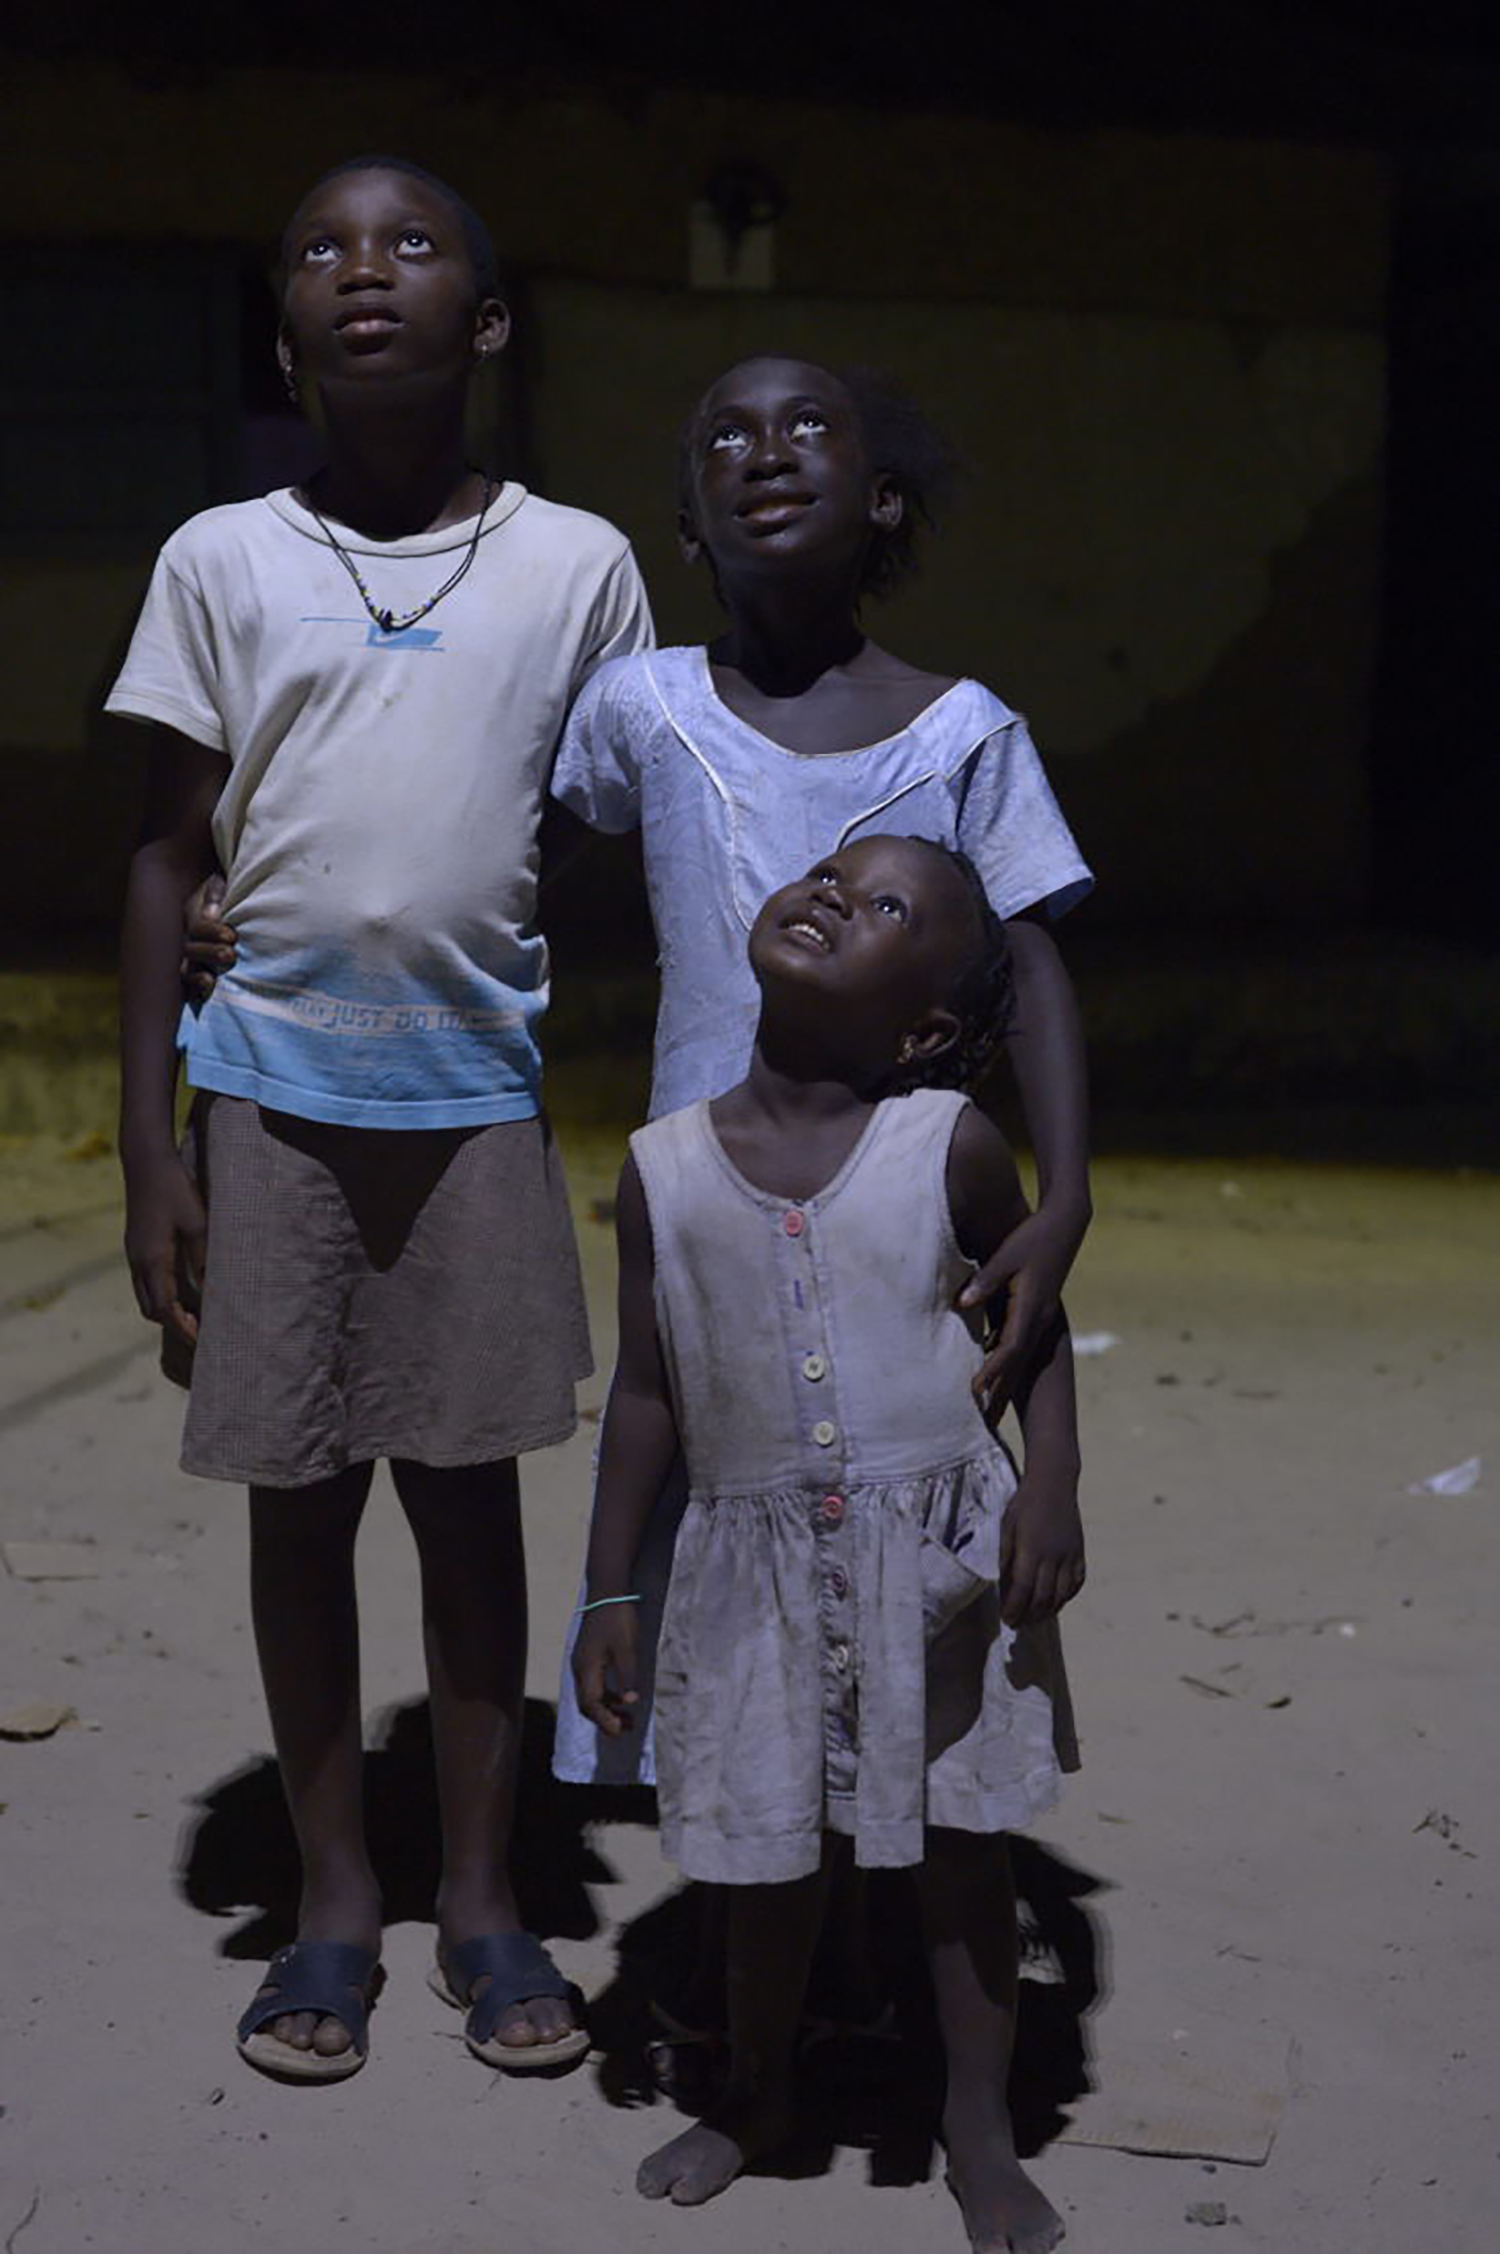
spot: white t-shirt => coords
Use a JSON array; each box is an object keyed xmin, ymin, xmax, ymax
[{"xmin": 108, "ymin": 485, "xmax": 653, "ymax": 1128}]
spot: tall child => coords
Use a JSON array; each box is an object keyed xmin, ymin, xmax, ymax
[
  {"xmin": 112, "ymin": 156, "xmax": 650, "ymax": 2078},
  {"xmin": 549, "ymin": 356, "xmax": 1092, "ymax": 1795},
  {"xmin": 575, "ymin": 835, "xmax": 1083, "ymax": 2254}
]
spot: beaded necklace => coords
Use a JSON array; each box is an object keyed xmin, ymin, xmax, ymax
[{"xmin": 306, "ymin": 476, "xmax": 497, "ymax": 636}]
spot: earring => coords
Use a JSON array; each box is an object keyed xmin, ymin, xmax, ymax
[
  {"xmin": 897, "ymin": 1035, "xmax": 918, "ymax": 1066},
  {"xmin": 281, "ymin": 360, "xmax": 300, "ymax": 405}
]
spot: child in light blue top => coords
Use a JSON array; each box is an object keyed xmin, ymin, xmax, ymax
[
  {"xmin": 553, "ymin": 651, "xmax": 1089, "ymax": 1122},
  {"xmin": 551, "ymin": 356, "xmax": 1093, "ymax": 1790}
]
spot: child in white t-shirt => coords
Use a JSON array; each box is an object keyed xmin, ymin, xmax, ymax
[{"xmin": 113, "ymin": 155, "xmax": 649, "ymax": 2083}]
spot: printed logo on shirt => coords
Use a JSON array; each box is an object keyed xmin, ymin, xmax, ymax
[
  {"xmin": 216, "ymin": 976, "xmax": 525, "ymax": 1037},
  {"xmin": 300, "ymin": 614, "xmax": 445, "ymax": 652}
]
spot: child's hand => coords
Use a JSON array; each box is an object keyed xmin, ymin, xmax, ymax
[
  {"xmin": 963, "ymin": 1202, "xmax": 1085, "ymax": 1416},
  {"xmin": 181, "ymin": 874, "xmax": 237, "ymax": 1006},
  {"xmin": 573, "ymin": 1602, "xmax": 641, "ymax": 1737},
  {"xmin": 999, "ymin": 1461, "xmax": 1085, "ymax": 1628},
  {"xmin": 123, "ymin": 1153, "xmax": 207, "ymax": 1346}
]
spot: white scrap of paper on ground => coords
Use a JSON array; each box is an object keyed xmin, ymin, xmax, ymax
[
  {"xmin": 1072, "ymin": 1331, "xmax": 1121, "ymax": 1357},
  {"xmin": 1407, "ymin": 1456, "xmax": 1482, "ymax": 1496}
]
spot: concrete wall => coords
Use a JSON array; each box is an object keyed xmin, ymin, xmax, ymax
[{"xmin": 0, "ymin": 63, "xmax": 1388, "ymax": 931}]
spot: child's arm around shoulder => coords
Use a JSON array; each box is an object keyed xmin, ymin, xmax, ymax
[
  {"xmin": 572, "ymin": 1149, "xmax": 681, "ymax": 1736},
  {"xmin": 945, "ymin": 1097, "xmax": 1029, "ymax": 1281},
  {"xmin": 947, "ymin": 1102, "xmax": 1085, "ymax": 1629},
  {"xmin": 957, "ymin": 912, "xmax": 1091, "ymax": 1407},
  {"xmin": 952, "ymin": 704, "xmax": 1093, "ymax": 1405}
]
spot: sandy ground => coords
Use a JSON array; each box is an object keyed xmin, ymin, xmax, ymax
[{"xmin": 2, "ymin": 1129, "xmax": 1498, "ymax": 2254}]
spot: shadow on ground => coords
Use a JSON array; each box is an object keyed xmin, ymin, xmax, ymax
[
  {"xmin": 179, "ymin": 1700, "xmax": 1109, "ymax": 2177},
  {"xmin": 177, "ymin": 1695, "xmax": 621, "ymax": 1958},
  {"xmin": 584, "ymin": 1836, "xmax": 1109, "ymax": 2182}
]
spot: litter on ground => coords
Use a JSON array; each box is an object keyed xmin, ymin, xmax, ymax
[{"xmin": 1407, "ymin": 1456, "xmax": 1482, "ymax": 1496}]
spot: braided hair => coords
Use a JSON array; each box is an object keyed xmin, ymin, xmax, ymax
[
  {"xmin": 839, "ymin": 365, "xmax": 957, "ymax": 600},
  {"xmin": 896, "ymin": 843, "xmax": 1015, "ymax": 1095}
]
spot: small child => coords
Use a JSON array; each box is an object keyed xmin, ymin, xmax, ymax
[
  {"xmin": 574, "ymin": 835, "xmax": 1083, "ymax": 2253},
  {"xmin": 111, "ymin": 155, "xmax": 650, "ymax": 2078}
]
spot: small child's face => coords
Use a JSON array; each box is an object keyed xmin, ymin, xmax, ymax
[
  {"xmin": 749, "ymin": 836, "xmax": 975, "ymax": 1054},
  {"xmin": 279, "ymin": 167, "xmax": 505, "ymax": 396},
  {"xmin": 680, "ymin": 358, "xmax": 899, "ymax": 584}
]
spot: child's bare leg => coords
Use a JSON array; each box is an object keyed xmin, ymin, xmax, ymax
[
  {"xmin": 248, "ymin": 1465, "xmax": 379, "ymax": 2056},
  {"xmin": 391, "ymin": 1457, "xmax": 573, "ymax": 2051},
  {"xmin": 638, "ymin": 1857, "xmax": 830, "ymax": 2206},
  {"xmin": 918, "ymin": 1829, "xmax": 1064, "ymax": 2254},
  {"xmin": 809, "ymin": 1848, "xmax": 883, "ymax": 2028},
  {"xmin": 669, "ymin": 1883, "xmax": 728, "ymax": 2031}
]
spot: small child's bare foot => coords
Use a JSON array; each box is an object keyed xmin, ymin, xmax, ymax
[
  {"xmin": 636, "ymin": 2091, "xmax": 791, "ymax": 2206},
  {"xmin": 945, "ymin": 2123, "xmax": 1065, "ymax": 2254}
]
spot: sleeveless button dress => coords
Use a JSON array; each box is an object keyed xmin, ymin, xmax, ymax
[
  {"xmin": 632, "ymin": 1089, "xmax": 1078, "ymax": 1886},
  {"xmin": 550, "ymin": 650, "xmax": 1093, "ymax": 1790}
]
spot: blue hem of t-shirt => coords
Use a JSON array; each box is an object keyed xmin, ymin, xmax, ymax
[{"xmin": 184, "ymin": 1057, "xmax": 542, "ymax": 1130}]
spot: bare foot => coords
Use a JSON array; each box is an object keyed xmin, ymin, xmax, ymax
[
  {"xmin": 945, "ymin": 2114, "xmax": 1065, "ymax": 2254},
  {"xmin": 636, "ymin": 2091, "xmax": 792, "ymax": 2206}
]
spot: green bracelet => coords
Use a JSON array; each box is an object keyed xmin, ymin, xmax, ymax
[{"xmin": 579, "ymin": 1592, "xmax": 642, "ymax": 1615}]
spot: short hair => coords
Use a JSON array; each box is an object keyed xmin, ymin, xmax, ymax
[
  {"xmin": 281, "ymin": 155, "xmax": 500, "ymax": 299},
  {"xmin": 897, "ymin": 843, "xmax": 1015, "ymax": 1094},
  {"xmin": 676, "ymin": 357, "xmax": 957, "ymax": 603},
  {"xmin": 839, "ymin": 366, "xmax": 957, "ymax": 599}
]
